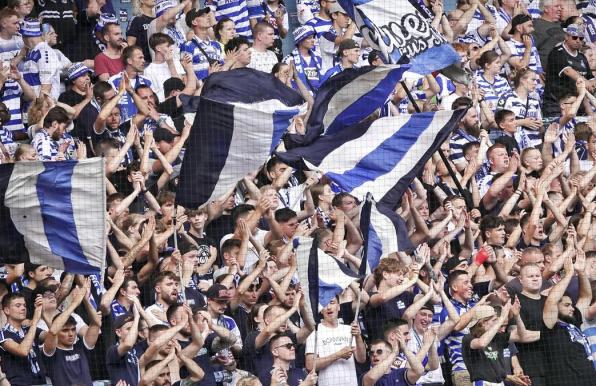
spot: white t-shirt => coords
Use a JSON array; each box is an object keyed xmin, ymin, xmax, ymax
[
  {"xmin": 406, "ymin": 328, "xmax": 444, "ymax": 384},
  {"xmin": 144, "ymin": 61, "xmax": 185, "ymax": 102},
  {"xmin": 305, "ymin": 323, "xmax": 358, "ymax": 386},
  {"xmin": 247, "ymin": 48, "xmax": 278, "ymax": 73}
]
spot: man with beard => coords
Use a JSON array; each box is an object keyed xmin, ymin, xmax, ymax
[
  {"xmin": 32, "ymin": 106, "xmax": 72, "ymax": 161},
  {"xmin": 542, "ymin": 251, "xmax": 595, "ymax": 385},
  {"xmin": 449, "ymin": 97, "xmax": 482, "ymax": 172},
  {"xmin": 108, "ymin": 45, "xmax": 152, "ymax": 123},
  {"xmin": 95, "ymin": 22, "xmax": 127, "ymax": 81},
  {"xmin": 41, "ymin": 285, "xmax": 101, "ymax": 386},
  {"xmin": 145, "ymin": 271, "xmax": 180, "ymax": 326}
]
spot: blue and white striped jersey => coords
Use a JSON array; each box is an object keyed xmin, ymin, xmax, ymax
[
  {"xmin": 505, "ymin": 37, "xmax": 543, "ymax": 75},
  {"xmin": 305, "ymin": 16, "xmax": 333, "ymax": 40},
  {"xmin": 180, "ymin": 36, "xmax": 224, "ymax": 81},
  {"xmin": 1, "ymin": 80, "xmax": 25, "ymax": 134},
  {"xmin": 0, "ymin": 125, "xmax": 16, "ymax": 158},
  {"xmin": 439, "ymin": 299, "xmax": 476, "ymax": 372},
  {"xmin": 108, "ymin": 73, "xmax": 152, "ymax": 123},
  {"xmin": 497, "ymin": 91, "xmax": 542, "ymax": 149},
  {"xmin": 21, "ymin": 41, "xmax": 62, "ymax": 100},
  {"xmin": 475, "ymin": 71, "xmax": 512, "ymax": 112},
  {"xmin": 208, "ymin": 0, "xmax": 252, "ymax": 38},
  {"xmin": 450, "ymin": 127, "xmax": 479, "ymax": 167}
]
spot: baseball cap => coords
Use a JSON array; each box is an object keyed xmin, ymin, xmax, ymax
[
  {"xmin": 443, "ymin": 256, "xmax": 468, "ymax": 272},
  {"xmin": 206, "ymin": 283, "xmax": 233, "ymax": 301},
  {"xmin": 293, "ymin": 25, "xmax": 316, "ymax": 46},
  {"xmin": 67, "ymin": 62, "xmax": 92, "ymax": 81},
  {"xmin": 153, "ymin": 127, "xmax": 178, "ymax": 143},
  {"xmin": 509, "ymin": 14, "xmax": 532, "ymax": 35},
  {"xmin": 20, "ymin": 18, "xmax": 42, "ymax": 38},
  {"xmin": 563, "ymin": 23, "xmax": 585, "ymax": 37},
  {"xmin": 468, "ymin": 305, "xmax": 496, "ymax": 328},
  {"xmin": 114, "ymin": 312, "xmax": 135, "ymax": 329},
  {"xmin": 185, "ymin": 7, "xmax": 211, "ymax": 28},
  {"xmin": 163, "ymin": 77, "xmax": 185, "ymax": 97},
  {"xmin": 337, "ymin": 38, "xmax": 360, "ymax": 57}
]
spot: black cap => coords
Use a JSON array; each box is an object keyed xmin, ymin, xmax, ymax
[
  {"xmin": 163, "ymin": 77, "xmax": 185, "ymax": 98},
  {"xmin": 509, "ymin": 14, "xmax": 532, "ymax": 34},
  {"xmin": 443, "ymin": 256, "xmax": 468, "ymax": 272},
  {"xmin": 206, "ymin": 283, "xmax": 233, "ymax": 301},
  {"xmin": 114, "ymin": 312, "xmax": 134, "ymax": 329},
  {"xmin": 185, "ymin": 7, "xmax": 211, "ymax": 28},
  {"xmin": 153, "ymin": 127, "xmax": 178, "ymax": 143},
  {"xmin": 337, "ymin": 38, "xmax": 360, "ymax": 57}
]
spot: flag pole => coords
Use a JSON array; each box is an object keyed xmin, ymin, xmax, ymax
[
  {"xmin": 173, "ymin": 204, "xmax": 186, "ymax": 302},
  {"xmin": 400, "ymin": 81, "xmax": 471, "ymax": 210},
  {"xmin": 312, "ymin": 327, "xmax": 319, "ymax": 373},
  {"xmin": 350, "ymin": 286, "xmax": 362, "ymax": 347}
]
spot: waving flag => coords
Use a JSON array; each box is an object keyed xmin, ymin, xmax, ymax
[
  {"xmin": 338, "ymin": 0, "xmax": 460, "ymax": 74},
  {"xmin": 0, "ymin": 159, "xmax": 105, "ymax": 274},
  {"xmin": 359, "ymin": 194, "xmax": 414, "ymax": 275},
  {"xmin": 285, "ymin": 66, "xmax": 410, "ymax": 148},
  {"xmin": 278, "ymin": 109, "xmax": 466, "ymax": 207},
  {"xmin": 293, "ymin": 237, "xmax": 359, "ymax": 322},
  {"xmin": 176, "ymin": 69, "xmax": 306, "ymax": 209}
]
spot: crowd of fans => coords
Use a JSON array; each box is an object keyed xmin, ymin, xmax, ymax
[{"xmin": 0, "ymin": 0, "xmax": 594, "ymax": 386}]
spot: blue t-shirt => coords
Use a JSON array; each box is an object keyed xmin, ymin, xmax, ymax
[
  {"xmin": 42, "ymin": 338, "xmax": 93, "ymax": 386},
  {"xmin": 375, "ymin": 367, "xmax": 412, "ymax": 386},
  {"xmin": 258, "ymin": 366, "xmax": 308, "ymax": 386},
  {"xmin": 106, "ymin": 341, "xmax": 147, "ymax": 386}
]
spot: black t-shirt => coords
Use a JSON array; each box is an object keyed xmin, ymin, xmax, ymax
[
  {"xmin": 59, "ymin": 89, "xmax": 85, "ymax": 107},
  {"xmin": 0, "ymin": 325, "xmax": 45, "ymax": 386},
  {"xmin": 181, "ymin": 333, "xmax": 217, "ymax": 386},
  {"xmin": 462, "ymin": 331, "xmax": 510, "ymax": 383},
  {"xmin": 515, "ymin": 293, "xmax": 547, "ymax": 377},
  {"xmin": 76, "ymin": 102, "xmax": 99, "ymax": 144},
  {"xmin": 544, "ymin": 44, "xmax": 593, "ymax": 115},
  {"xmin": 105, "ymin": 341, "xmax": 146, "ymax": 385},
  {"xmin": 229, "ymin": 304, "xmax": 250, "ymax": 342},
  {"xmin": 42, "ymin": 339, "xmax": 93, "ymax": 386},
  {"xmin": 242, "ymin": 330, "xmax": 298, "ymax": 374},
  {"xmin": 127, "ymin": 15, "xmax": 155, "ymax": 64},
  {"xmin": 543, "ymin": 313, "xmax": 595, "ymax": 386},
  {"xmin": 258, "ymin": 366, "xmax": 308, "ymax": 386}
]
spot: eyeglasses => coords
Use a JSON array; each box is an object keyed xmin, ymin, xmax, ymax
[
  {"xmin": 571, "ymin": 36, "xmax": 584, "ymax": 41},
  {"xmin": 369, "ymin": 349, "xmax": 384, "ymax": 356},
  {"xmin": 274, "ymin": 342, "xmax": 295, "ymax": 350}
]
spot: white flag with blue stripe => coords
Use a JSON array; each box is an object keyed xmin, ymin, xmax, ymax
[
  {"xmin": 177, "ymin": 69, "xmax": 306, "ymax": 209},
  {"xmin": 293, "ymin": 237, "xmax": 359, "ymax": 322},
  {"xmin": 338, "ymin": 0, "xmax": 460, "ymax": 73},
  {"xmin": 0, "ymin": 159, "xmax": 105, "ymax": 274},
  {"xmin": 278, "ymin": 110, "xmax": 467, "ymax": 207},
  {"xmin": 359, "ymin": 194, "xmax": 414, "ymax": 274}
]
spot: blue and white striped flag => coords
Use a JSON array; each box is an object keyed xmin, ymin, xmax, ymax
[
  {"xmin": 0, "ymin": 159, "xmax": 105, "ymax": 274},
  {"xmin": 359, "ymin": 194, "xmax": 414, "ymax": 275},
  {"xmin": 176, "ymin": 69, "xmax": 306, "ymax": 209},
  {"xmin": 338, "ymin": 0, "xmax": 460, "ymax": 73},
  {"xmin": 285, "ymin": 66, "xmax": 411, "ymax": 148},
  {"xmin": 278, "ymin": 110, "xmax": 467, "ymax": 207},
  {"xmin": 293, "ymin": 237, "xmax": 359, "ymax": 322}
]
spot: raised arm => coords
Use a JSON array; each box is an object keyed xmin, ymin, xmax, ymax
[{"xmin": 543, "ymin": 256, "xmax": 574, "ymax": 329}]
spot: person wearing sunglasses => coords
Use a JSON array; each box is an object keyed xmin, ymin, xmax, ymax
[
  {"xmin": 258, "ymin": 332, "xmax": 317, "ymax": 386},
  {"xmin": 544, "ymin": 23, "xmax": 595, "ymax": 117},
  {"xmin": 362, "ymin": 337, "xmax": 424, "ymax": 386}
]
